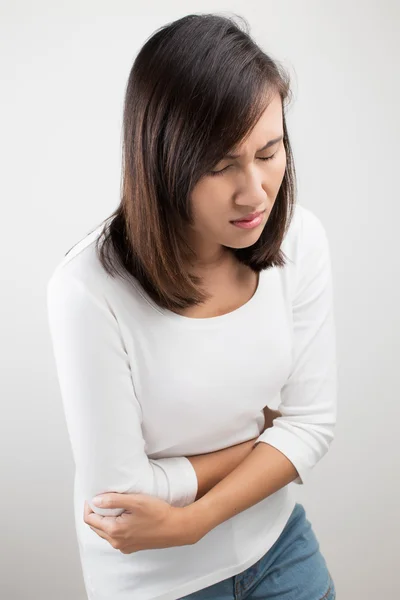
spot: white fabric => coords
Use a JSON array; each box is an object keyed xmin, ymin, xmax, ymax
[{"xmin": 46, "ymin": 203, "xmax": 337, "ymax": 600}]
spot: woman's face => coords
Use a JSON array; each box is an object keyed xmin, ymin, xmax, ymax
[{"xmin": 188, "ymin": 92, "xmax": 287, "ymax": 264}]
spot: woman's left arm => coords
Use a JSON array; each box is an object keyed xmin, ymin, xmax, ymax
[{"xmin": 187, "ymin": 208, "xmax": 338, "ymax": 541}]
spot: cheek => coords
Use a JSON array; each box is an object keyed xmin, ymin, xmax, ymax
[
  {"xmin": 268, "ymin": 156, "xmax": 287, "ymax": 192},
  {"xmin": 191, "ymin": 183, "xmax": 228, "ymax": 223}
]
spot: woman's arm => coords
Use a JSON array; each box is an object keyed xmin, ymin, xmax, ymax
[
  {"xmin": 47, "ymin": 270, "xmax": 199, "ymax": 516},
  {"xmin": 188, "ymin": 440, "xmax": 299, "ymax": 539},
  {"xmin": 187, "ymin": 406, "xmax": 282, "ymax": 500},
  {"xmin": 184, "ymin": 209, "xmax": 337, "ymax": 542}
]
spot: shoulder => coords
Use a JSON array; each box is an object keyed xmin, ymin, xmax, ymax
[
  {"xmin": 46, "ymin": 221, "xmax": 153, "ymax": 320},
  {"xmin": 46, "ymin": 223, "xmax": 108, "ymax": 299}
]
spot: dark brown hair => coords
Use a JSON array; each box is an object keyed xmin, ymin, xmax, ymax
[{"xmin": 94, "ymin": 13, "xmax": 297, "ymax": 311}]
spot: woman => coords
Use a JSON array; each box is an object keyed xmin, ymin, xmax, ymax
[{"xmin": 47, "ymin": 12, "xmax": 337, "ymax": 600}]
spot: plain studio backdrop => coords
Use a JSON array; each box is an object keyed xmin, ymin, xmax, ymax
[{"xmin": 1, "ymin": 1, "xmax": 399, "ymax": 598}]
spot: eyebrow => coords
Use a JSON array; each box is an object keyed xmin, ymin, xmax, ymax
[{"xmin": 224, "ymin": 135, "xmax": 283, "ymax": 159}]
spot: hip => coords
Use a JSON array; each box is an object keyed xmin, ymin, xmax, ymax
[{"xmin": 179, "ymin": 502, "xmax": 336, "ymax": 600}]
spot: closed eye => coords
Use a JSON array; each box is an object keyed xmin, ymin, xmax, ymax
[{"xmin": 208, "ymin": 152, "xmax": 278, "ymax": 177}]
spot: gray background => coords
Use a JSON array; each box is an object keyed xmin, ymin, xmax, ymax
[{"xmin": 1, "ymin": 1, "xmax": 399, "ymax": 598}]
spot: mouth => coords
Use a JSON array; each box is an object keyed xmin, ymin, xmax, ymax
[
  {"xmin": 230, "ymin": 210, "xmax": 266, "ymax": 229},
  {"xmin": 230, "ymin": 210, "xmax": 265, "ymax": 223}
]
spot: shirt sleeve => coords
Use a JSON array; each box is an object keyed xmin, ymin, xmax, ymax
[
  {"xmin": 254, "ymin": 208, "xmax": 338, "ymax": 484},
  {"xmin": 46, "ymin": 270, "xmax": 198, "ymax": 516}
]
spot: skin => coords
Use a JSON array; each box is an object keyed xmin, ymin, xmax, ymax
[
  {"xmin": 83, "ymin": 91, "xmax": 292, "ymax": 552},
  {"xmin": 186, "ymin": 90, "xmax": 286, "ymax": 280}
]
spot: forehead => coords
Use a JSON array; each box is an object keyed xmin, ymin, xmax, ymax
[{"xmin": 232, "ymin": 92, "xmax": 283, "ymax": 153}]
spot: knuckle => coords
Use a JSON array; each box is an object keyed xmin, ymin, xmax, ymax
[{"xmin": 108, "ymin": 524, "xmax": 119, "ymax": 537}]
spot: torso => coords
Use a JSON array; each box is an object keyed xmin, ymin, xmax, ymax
[{"xmin": 174, "ymin": 260, "xmax": 259, "ymax": 319}]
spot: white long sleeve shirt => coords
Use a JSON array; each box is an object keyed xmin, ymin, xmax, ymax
[{"xmin": 46, "ymin": 203, "xmax": 337, "ymax": 600}]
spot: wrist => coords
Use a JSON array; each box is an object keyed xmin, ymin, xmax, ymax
[
  {"xmin": 170, "ymin": 505, "xmax": 197, "ymax": 546},
  {"xmin": 179, "ymin": 500, "xmax": 212, "ymax": 544}
]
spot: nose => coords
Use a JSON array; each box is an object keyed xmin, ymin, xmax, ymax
[{"xmin": 234, "ymin": 171, "xmax": 267, "ymax": 211}]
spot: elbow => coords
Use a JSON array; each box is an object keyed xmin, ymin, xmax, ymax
[
  {"xmin": 280, "ymin": 399, "xmax": 337, "ymax": 461},
  {"xmin": 82, "ymin": 470, "xmax": 155, "ymax": 517},
  {"xmin": 256, "ymin": 417, "xmax": 336, "ymax": 486},
  {"xmin": 85, "ymin": 481, "xmax": 144, "ymax": 517},
  {"xmin": 286, "ymin": 417, "xmax": 336, "ymax": 461},
  {"xmin": 307, "ymin": 421, "xmax": 336, "ymax": 459}
]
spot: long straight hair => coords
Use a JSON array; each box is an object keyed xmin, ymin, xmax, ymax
[{"xmin": 94, "ymin": 13, "xmax": 297, "ymax": 311}]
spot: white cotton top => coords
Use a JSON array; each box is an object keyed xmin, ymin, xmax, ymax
[{"xmin": 46, "ymin": 203, "xmax": 337, "ymax": 600}]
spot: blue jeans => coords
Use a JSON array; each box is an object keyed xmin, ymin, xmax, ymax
[{"xmin": 179, "ymin": 503, "xmax": 336, "ymax": 600}]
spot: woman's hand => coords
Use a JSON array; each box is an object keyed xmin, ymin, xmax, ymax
[
  {"xmin": 262, "ymin": 406, "xmax": 282, "ymax": 432},
  {"xmin": 84, "ymin": 493, "xmax": 193, "ymax": 554}
]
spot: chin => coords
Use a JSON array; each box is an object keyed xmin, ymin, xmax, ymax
[{"xmin": 223, "ymin": 231, "xmax": 264, "ymax": 250}]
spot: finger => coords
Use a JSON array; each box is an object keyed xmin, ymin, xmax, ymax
[
  {"xmin": 89, "ymin": 525, "xmax": 112, "ymax": 544},
  {"xmin": 84, "ymin": 500, "xmax": 94, "ymax": 521},
  {"xmin": 86, "ymin": 512, "xmax": 125, "ymax": 541},
  {"xmin": 91, "ymin": 492, "xmax": 141, "ymax": 510},
  {"xmin": 84, "ymin": 501, "xmax": 108, "ymax": 531},
  {"xmin": 89, "ymin": 525, "xmax": 106, "ymax": 538},
  {"xmin": 120, "ymin": 546, "xmax": 136, "ymax": 555},
  {"xmin": 84, "ymin": 499, "xmax": 107, "ymax": 521},
  {"xmin": 89, "ymin": 525, "xmax": 124, "ymax": 552},
  {"xmin": 85, "ymin": 511, "xmax": 109, "ymax": 532}
]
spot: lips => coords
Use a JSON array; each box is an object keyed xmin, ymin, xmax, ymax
[{"xmin": 232, "ymin": 210, "xmax": 264, "ymax": 223}]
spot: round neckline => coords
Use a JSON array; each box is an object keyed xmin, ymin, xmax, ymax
[{"xmin": 144, "ymin": 268, "xmax": 266, "ymax": 328}]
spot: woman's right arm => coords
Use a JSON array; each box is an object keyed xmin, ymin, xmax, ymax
[
  {"xmin": 187, "ymin": 406, "xmax": 282, "ymax": 500},
  {"xmin": 47, "ymin": 270, "xmax": 199, "ymax": 517}
]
